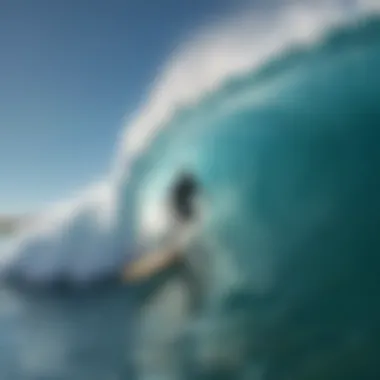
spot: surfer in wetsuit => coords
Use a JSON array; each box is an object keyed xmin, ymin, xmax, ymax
[
  {"xmin": 122, "ymin": 171, "xmax": 202, "ymax": 312},
  {"xmin": 122, "ymin": 172, "xmax": 199, "ymax": 282}
]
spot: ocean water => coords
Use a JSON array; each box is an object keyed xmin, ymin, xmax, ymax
[
  {"xmin": 0, "ymin": 236, "xmax": 192, "ymax": 380},
  {"xmin": 1, "ymin": 3, "xmax": 380, "ymax": 380},
  {"xmin": 0, "ymin": 238, "xmax": 131, "ymax": 379},
  {"xmin": 0, "ymin": 283, "xmax": 134, "ymax": 380}
]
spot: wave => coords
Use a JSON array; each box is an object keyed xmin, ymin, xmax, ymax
[{"xmin": 1, "ymin": 0, "xmax": 380, "ymax": 285}]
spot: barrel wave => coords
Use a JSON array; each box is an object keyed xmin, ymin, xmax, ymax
[
  {"xmin": 1, "ymin": 3, "xmax": 380, "ymax": 379},
  {"xmin": 0, "ymin": 1, "xmax": 379, "ymax": 292}
]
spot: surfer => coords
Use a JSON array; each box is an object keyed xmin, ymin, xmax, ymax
[
  {"xmin": 122, "ymin": 171, "xmax": 203, "ymax": 312},
  {"xmin": 122, "ymin": 172, "xmax": 199, "ymax": 282}
]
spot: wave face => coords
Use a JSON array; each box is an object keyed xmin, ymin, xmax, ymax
[{"xmin": 1, "ymin": 1, "xmax": 380, "ymax": 286}]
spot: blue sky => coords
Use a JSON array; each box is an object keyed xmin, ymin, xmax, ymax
[{"xmin": 0, "ymin": 0, "xmax": 245, "ymax": 214}]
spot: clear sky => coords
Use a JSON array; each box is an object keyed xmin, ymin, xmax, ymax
[{"xmin": 0, "ymin": 0, "xmax": 245, "ymax": 214}]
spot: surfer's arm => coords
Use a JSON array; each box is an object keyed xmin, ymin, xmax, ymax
[{"xmin": 121, "ymin": 246, "xmax": 182, "ymax": 283}]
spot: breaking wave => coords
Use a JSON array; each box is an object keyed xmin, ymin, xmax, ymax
[{"xmin": 1, "ymin": 0, "xmax": 379, "ymax": 285}]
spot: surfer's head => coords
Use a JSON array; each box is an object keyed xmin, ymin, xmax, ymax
[{"xmin": 135, "ymin": 17, "xmax": 380, "ymax": 379}]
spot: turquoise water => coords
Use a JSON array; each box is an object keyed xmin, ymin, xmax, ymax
[
  {"xmin": 1, "ymin": 12, "xmax": 380, "ymax": 380},
  {"xmin": 0, "ymin": 285, "xmax": 135, "ymax": 380},
  {"xmin": 0, "ymin": 238, "xmax": 133, "ymax": 379}
]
